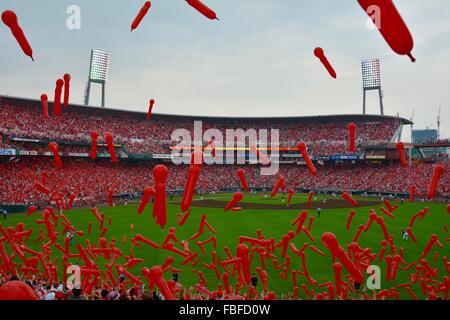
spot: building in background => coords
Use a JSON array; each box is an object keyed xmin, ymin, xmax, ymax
[{"xmin": 412, "ymin": 129, "xmax": 438, "ymax": 144}]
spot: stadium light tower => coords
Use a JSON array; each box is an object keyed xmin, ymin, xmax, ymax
[
  {"xmin": 84, "ymin": 49, "xmax": 110, "ymax": 108},
  {"xmin": 361, "ymin": 58, "xmax": 384, "ymax": 115}
]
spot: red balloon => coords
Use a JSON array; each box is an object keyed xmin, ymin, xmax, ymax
[
  {"xmin": 53, "ymin": 79, "xmax": 64, "ymax": 116},
  {"xmin": 153, "ymin": 165, "xmax": 168, "ymax": 229},
  {"xmin": 131, "ymin": 1, "xmax": 152, "ymax": 32},
  {"xmin": 396, "ymin": 142, "xmax": 408, "ymax": 167},
  {"xmin": 270, "ymin": 176, "xmax": 285, "ymax": 198},
  {"xmin": 298, "ymin": 143, "xmax": 317, "ymax": 176},
  {"xmin": 142, "ymin": 266, "xmax": 175, "ymax": 300},
  {"xmin": 178, "ymin": 209, "xmax": 191, "ymax": 226},
  {"xmin": 224, "ymin": 192, "xmax": 244, "ymax": 212},
  {"xmin": 1, "ymin": 11, "xmax": 34, "ymax": 61},
  {"xmin": 87, "ymin": 221, "xmax": 93, "ymax": 235},
  {"xmin": 236, "ymin": 244, "xmax": 251, "ymax": 283},
  {"xmin": 63, "ymin": 73, "xmax": 71, "ymax": 108},
  {"xmin": 447, "ymin": 204, "xmax": 450, "ymax": 214},
  {"xmin": 40, "ymin": 94, "xmax": 49, "ymax": 119},
  {"xmin": 314, "ymin": 47, "xmax": 337, "ymax": 79},
  {"xmin": 147, "ymin": 99, "xmax": 155, "ymax": 121},
  {"xmin": 0, "ymin": 281, "xmax": 39, "ymax": 300},
  {"xmin": 180, "ymin": 150, "xmax": 202, "ymax": 213},
  {"xmin": 427, "ymin": 165, "xmax": 445, "ymax": 199},
  {"xmin": 358, "ymin": 0, "xmax": 416, "ymax": 62},
  {"xmin": 237, "ymin": 169, "xmax": 250, "ymax": 192},
  {"xmin": 104, "ymin": 132, "xmax": 118, "ymax": 163},
  {"xmin": 90, "ymin": 131, "xmax": 99, "ymax": 160},
  {"xmin": 347, "ymin": 123, "xmax": 357, "ymax": 153},
  {"xmin": 287, "ymin": 189, "xmax": 294, "ymax": 204},
  {"xmin": 419, "ymin": 234, "xmax": 442, "ymax": 261},
  {"xmin": 26, "ymin": 206, "xmax": 37, "ymax": 217},
  {"xmin": 321, "ymin": 232, "xmax": 364, "ymax": 284},
  {"xmin": 137, "ymin": 186, "xmax": 154, "ymax": 215},
  {"xmin": 48, "ymin": 142, "xmax": 62, "ymax": 168},
  {"xmin": 291, "ymin": 211, "xmax": 308, "ymax": 234},
  {"xmin": 346, "ymin": 210, "xmax": 356, "ymax": 231},
  {"xmin": 307, "ymin": 191, "xmax": 314, "ymax": 208},
  {"xmin": 185, "ymin": 0, "xmax": 219, "ymax": 20},
  {"xmin": 342, "ymin": 192, "xmax": 359, "ymax": 207},
  {"xmin": 67, "ymin": 194, "xmax": 76, "ymax": 210},
  {"xmin": 256, "ymin": 267, "xmax": 268, "ymax": 292}
]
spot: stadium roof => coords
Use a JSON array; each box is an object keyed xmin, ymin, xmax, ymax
[{"xmin": 0, "ymin": 94, "xmax": 413, "ymax": 125}]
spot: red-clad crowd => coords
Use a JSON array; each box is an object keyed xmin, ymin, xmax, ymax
[
  {"xmin": 1, "ymin": 157, "xmax": 447, "ymax": 208},
  {"xmin": 0, "ymin": 100, "xmax": 401, "ymax": 156}
]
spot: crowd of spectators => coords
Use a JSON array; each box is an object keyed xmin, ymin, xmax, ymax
[
  {"xmin": 1, "ymin": 157, "xmax": 447, "ymax": 207},
  {"xmin": 0, "ymin": 100, "xmax": 401, "ymax": 156}
]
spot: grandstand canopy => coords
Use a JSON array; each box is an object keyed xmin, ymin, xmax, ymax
[{"xmin": 0, "ymin": 95, "xmax": 413, "ymax": 126}]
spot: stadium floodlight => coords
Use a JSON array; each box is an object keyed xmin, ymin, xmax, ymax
[
  {"xmin": 361, "ymin": 58, "xmax": 384, "ymax": 115},
  {"xmin": 84, "ymin": 49, "xmax": 110, "ymax": 108}
]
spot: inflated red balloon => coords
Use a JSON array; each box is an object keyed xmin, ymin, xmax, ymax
[
  {"xmin": 346, "ymin": 211, "xmax": 356, "ymax": 231},
  {"xmin": 224, "ymin": 192, "xmax": 244, "ymax": 212},
  {"xmin": 25, "ymin": 206, "xmax": 37, "ymax": 218},
  {"xmin": 419, "ymin": 234, "xmax": 443, "ymax": 261},
  {"xmin": 133, "ymin": 234, "xmax": 159, "ymax": 249},
  {"xmin": 396, "ymin": 142, "xmax": 408, "ymax": 167},
  {"xmin": 153, "ymin": 165, "xmax": 168, "ymax": 229},
  {"xmin": 427, "ymin": 165, "xmax": 445, "ymax": 199},
  {"xmin": 137, "ymin": 186, "xmax": 154, "ymax": 215},
  {"xmin": 0, "ymin": 281, "xmax": 39, "ymax": 300},
  {"xmin": 358, "ymin": 0, "xmax": 416, "ymax": 62},
  {"xmin": 447, "ymin": 204, "xmax": 450, "ymax": 214},
  {"xmin": 131, "ymin": 1, "xmax": 152, "ymax": 32},
  {"xmin": 90, "ymin": 131, "xmax": 99, "ymax": 160},
  {"xmin": 180, "ymin": 151, "xmax": 202, "ymax": 213},
  {"xmin": 314, "ymin": 47, "xmax": 336, "ymax": 79},
  {"xmin": 87, "ymin": 221, "xmax": 92, "ymax": 235},
  {"xmin": 63, "ymin": 73, "xmax": 71, "ymax": 108},
  {"xmin": 185, "ymin": 0, "xmax": 219, "ymax": 20},
  {"xmin": 236, "ymin": 244, "xmax": 251, "ymax": 283},
  {"xmin": 307, "ymin": 191, "xmax": 314, "ymax": 208},
  {"xmin": 237, "ymin": 169, "xmax": 250, "ymax": 192},
  {"xmin": 178, "ymin": 209, "xmax": 191, "ymax": 226},
  {"xmin": 104, "ymin": 132, "xmax": 118, "ymax": 163},
  {"xmin": 48, "ymin": 142, "xmax": 62, "ymax": 168},
  {"xmin": 287, "ymin": 189, "xmax": 294, "ymax": 205},
  {"xmin": 342, "ymin": 192, "xmax": 358, "ymax": 207},
  {"xmin": 321, "ymin": 232, "xmax": 364, "ymax": 284},
  {"xmin": 142, "ymin": 266, "xmax": 175, "ymax": 300},
  {"xmin": 40, "ymin": 94, "xmax": 49, "ymax": 119},
  {"xmin": 270, "ymin": 176, "xmax": 285, "ymax": 198},
  {"xmin": 53, "ymin": 79, "xmax": 64, "ymax": 116},
  {"xmin": 347, "ymin": 123, "xmax": 357, "ymax": 153},
  {"xmin": 1, "ymin": 11, "xmax": 34, "ymax": 61},
  {"xmin": 147, "ymin": 99, "xmax": 155, "ymax": 121},
  {"xmin": 298, "ymin": 143, "xmax": 317, "ymax": 176}
]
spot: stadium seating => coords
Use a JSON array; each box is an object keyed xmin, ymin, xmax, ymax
[
  {"xmin": 1, "ymin": 157, "xmax": 447, "ymax": 208},
  {"xmin": 0, "ymin": 99, "xmax": 401, "ymax": 156}
]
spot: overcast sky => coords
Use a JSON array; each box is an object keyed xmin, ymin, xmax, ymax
[{"xmin": 0, "ymin": 0, "xmax": 449, "ymax": 140}]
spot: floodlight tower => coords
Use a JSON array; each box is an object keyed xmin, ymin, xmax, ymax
[
  {"xmin": 361, "ymin": 58, "xmax": 384, "ymax": 115},
  {"xmin": 84, "ymin": 49, "xmax": 110, "ymax": 108},
  {"xmin": 437, "ymin": 106, "xmax": 441, "ymax": 139}
]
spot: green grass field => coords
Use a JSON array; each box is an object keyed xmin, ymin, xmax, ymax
[{"xmin": 2, "ymin": 193, "xmax": 448, "ymax": 300}]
